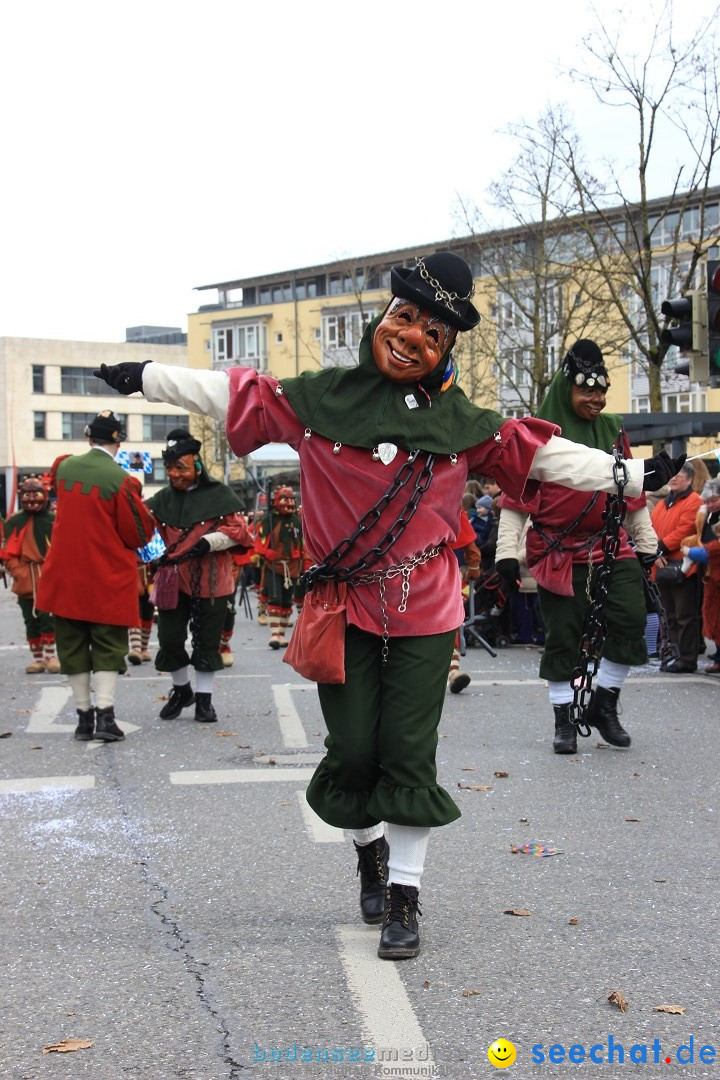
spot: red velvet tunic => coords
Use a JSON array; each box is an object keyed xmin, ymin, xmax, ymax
[{"xmin": 225, "ymin": 368, "xmax": 555, "ymax": 637}]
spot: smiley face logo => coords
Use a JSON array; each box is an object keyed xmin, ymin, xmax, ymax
[{"xmin": 488, "ymin": 1039, "xmax": 516, "ymax": 1068}]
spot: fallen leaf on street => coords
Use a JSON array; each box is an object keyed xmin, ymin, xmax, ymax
[
  {"xmin": 458, "ymin": 782, "xmax": 492, "ymax": 791},
  {"xmin": 503, "ymin": 908, "xmax": 532, "ymax": 917},
  {"xmin": 519, "ymin": 817, "xmax": 529, "ymax": 824},
  {"xmin": 215, "ymin": 731, "xmax": 237, "ymax": 737},
  {"xmin": 608, "ymin": 990, "xmax": 629, "ymax": 1012},
  {"xmin": 625, "ymin": 817, "xmax": 641, "ymax": 822},
  {"xmin": 494, "ymin": 770, "xmax": 509, "ymax": 778},
  {"xmin": 235, "ymin": 744, "xmax": 251, "ymax": 749},
  {"xmin": 568, "ymin": 917, "xmax": 579, "ymax": 925},
  {"xmin": 43, "ymin": 1038, "xmax": 93, "ymax": 1054},
  {"xmin": 0, "ymin": 731, "xmax": 12, "ymax": 738},
  {"xmin": 461, "ymin": 766, "xmax": 477, "ymax": 771},
  {"xmin": 422, "ymin": 980, "xmax": 430, "ymax": 990},
  {"xmin": 653, "ymin": 1005, "xmax": 686, "ymax": 1014},
  {"xmin": 462, "ymin": 989, "xmax": 482, "ymax": 997}
]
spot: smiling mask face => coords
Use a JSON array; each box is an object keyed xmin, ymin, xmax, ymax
[{"xmin": 372, "ymin": 298, "xmax": 455, "ymax": 384}]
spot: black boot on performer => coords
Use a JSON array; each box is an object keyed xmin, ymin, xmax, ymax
[
  {"xmin": 354, "ymin": 836, "xmax": 389, "ymax": 924},
  {"xmin": 377, "ymin": 883, "xmax": 421, "ymax": 960},
  {"xmin": 553, "ymin": 704, "xmax": 577, "ymax": 754},
  {"xmin": 94, "ymin": 706, "xmax": 125, "ymax": 742},
  {"xmin": 587, "ymin": 685, "xmax": 630, "ymax": 747},
  {"xmin": 194, "ymin": 692, "xmax": 218, "ymax": 723},
  {"xmin": 74, "ymin": 708, "xmax": 95, "ymax": 742},
  {"xmin": 159, "ymin": 683, "xmax": 195, "ymax": 720}
]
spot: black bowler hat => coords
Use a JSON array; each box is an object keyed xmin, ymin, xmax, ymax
[
  {"xmin": 162, "ymin": 428, "xmax": 202, "ymax": 462},
  {"xmin": 390, "ymin": 251, "xmax": 480, "ymax": 331},
  {"xmin": 84, "ymin": 409, "xmax": 127, "ymax": 443},
  {"xmin": 562, "ymin": 340, "xmax": 610, "ymax": 389}
]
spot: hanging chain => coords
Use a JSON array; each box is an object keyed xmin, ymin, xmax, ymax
[
  {"xmin": 569, "ymin": 449, "xmax": 628, "ymax": 738},
  {"xmin": 351, "ymin": 545, "xmax": 442, "ymax": 662},
  {"xmin": 301, "ymin": 451, "xmax": 435, "ymax": 588}
]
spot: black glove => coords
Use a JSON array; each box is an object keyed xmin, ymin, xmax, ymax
[
  {"xmin": 93, "ymin": 361, "xmax": 149, "ymax": 395},
  {"xmin": 186, "ymin": 538, "xmax": 210, "ymax": 559},
  {"xmin": 494, "ymin": 558, "xmax": 521, "ymax": 592},
  {"xmin": 642, "ymin": 450, "xmax": 687, "ymax": 492}
]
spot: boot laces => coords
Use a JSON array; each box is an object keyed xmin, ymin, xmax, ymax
[
  {"xmin": 384, "ymin": 884, "xmax": 421, "ymax": 928},
  {"xmin": 355, "ymin": 839, "xmax": 387, "ymax": 887}
]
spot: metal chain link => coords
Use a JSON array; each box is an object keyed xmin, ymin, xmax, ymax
[
  {"xmin": 301, "ymin": 451, "xmax": 435, "ymax": 588},
  {"xmin": 569, "ymin": 449, "xmax": 628, "ymax": 738}
]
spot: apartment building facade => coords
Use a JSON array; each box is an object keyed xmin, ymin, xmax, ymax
[
  {"xmin": 187, "ymin": 187, "xmax": 720, "ymax": 469},
  {"xmin": 0, "ymin": 337, "xmax": 190, "ymax": 514}
]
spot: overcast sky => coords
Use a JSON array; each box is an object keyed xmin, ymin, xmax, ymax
[{"xmin": 1, "ymin": 0, "xmax": 718, "ymax": 343}]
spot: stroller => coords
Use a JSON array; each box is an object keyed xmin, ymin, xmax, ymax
[{"xmin": 460, "ymin": 566, "xmax": 545, "ymax": 655}]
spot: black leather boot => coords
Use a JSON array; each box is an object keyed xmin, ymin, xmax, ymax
[
  {"xmin": 194, "ymin": 692, "xmax": 217, "ymax": 723},
  {"xmin": 159, "ymin": 682, "xmax": 195, "ymax": 720},
  {"xmin": 377, "ymin": 883, "xmax": 421, "ymax": 960},
  {"xmin": 354, "ymin": 836, "xmax": 389, "ymax": 924},
  {"xmin": 94, "ymin": 706, "xmax": 125, "ymax": 742},
  {"xmin": 553, "ymin": 704, "xmax": 577, "ymax": 754},
  {"xmin": 587, "ymin": 686, "xmax": 631, "ymax": 747},
  {"xmin": 74, "ymin": 707, "xmax": 95, "ymax": 742}
]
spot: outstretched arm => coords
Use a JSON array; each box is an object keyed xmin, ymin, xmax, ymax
[{"xmin": 93, "ymin": 361, "xmax": 230, "ymax": 422}]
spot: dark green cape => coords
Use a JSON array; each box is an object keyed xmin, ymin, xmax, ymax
[
  {"xmin": 280, "ymin": 316, "xmax": 503, "ymax": 454},
  {"xmin": 146, "ymin": 459, "xmax": 242, "ymax": 527},
  {"xmin": 536, "ymin": 368, "xmax": 623, "ymax": 451}
]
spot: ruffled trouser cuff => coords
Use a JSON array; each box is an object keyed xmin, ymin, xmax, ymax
[{"xmin": 305, "ymin": 760, "xmax": 461, "ymax": 830}]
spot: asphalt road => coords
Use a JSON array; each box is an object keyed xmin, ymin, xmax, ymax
[{"xmin": 0, "ymin": 584, "xmax": 718, "ymax": 1080}]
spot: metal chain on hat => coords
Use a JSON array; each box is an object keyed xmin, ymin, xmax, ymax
[
  {"xmin": 569, "ymin": 448, "xmax": 628, "ymax": 738},
  {"xmin": 415, "ymin": 257, "xmax": 475, "ymax": 319},
  {"xmin": 301, "ymin": 451, "xmax": 435, "ymax": 588}
]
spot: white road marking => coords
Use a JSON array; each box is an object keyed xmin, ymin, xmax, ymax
[
  {"xmin": 0, "ymin": 775, "xmax": 95, "ymax": 795},
  {"xmin": 169, "ymin": 767, "xmax": 316, "ymax": 785},
  {"xmin": 254, "ymin": 752, "xmax": 323, "ymax": 766},
  {"xmin": 271, "ymin": 684, "xmax": 310, "ymax": 748},
  {"xmin": 25, "ymin": 686, "xmax": 140, "ymax": 734},
  {"xmin": 295, "ymin": 792, "xmax": 344, "ymax": 842},
  {"xmin": 26, "ymin": 686, "xmax": 75, "ymax": 732},
  {"xmin": 336, "ymin": 926, "xmax": 433, "ymax": 1074}
]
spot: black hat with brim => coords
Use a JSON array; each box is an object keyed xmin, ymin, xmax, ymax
[
  {"xmin": 390, "ymin": 251, "xmax": 480, "ymax": 331},
  {"xmin": 162, "ymin": 428, "xmax": 202, "ymax": 462},
  {"xmin": 84, "ymin": 410, "xmax": 127, "ymax": 443}
]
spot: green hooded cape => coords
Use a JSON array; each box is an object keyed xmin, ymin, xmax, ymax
[
  {"xmin": 146, "ymin": 458, "xmax": 242, "ymax": 528},
  {"xmin": 536, "ymin": 368, "xmax": 623, "ymax": 451},
  {"xmin": 280, "ymin": 315, "xmax": 503, "ymax": 455}
]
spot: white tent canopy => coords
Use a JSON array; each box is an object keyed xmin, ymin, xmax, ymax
[{"xmin": 245, "ymin": 443, "xmax": 299, "ymax": 476}]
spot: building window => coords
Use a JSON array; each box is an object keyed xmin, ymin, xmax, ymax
[
  {"xmin": 322, "ymin": 310, "xmax": 377, "ymax": 354},
  {"xmin": 61, "ymin": 367, "xmax": 119, "ymax": 396},
  {"xmin": 275, "ymin": 332, "xmax": 283, "ymax": 344},
  {"xmin": 34, "ymin": 412, "xmax": 46, "ymax": 439},
  {"xmin": 151, "ymin": 458, "xmax": 167, "ymax": 484},
  {"xmin": 142, "ymin": 415, "xmax": 190, "ymax": 441},
  {"xmin": 32, "ymin": 365, "xmax": 45, "ymax": 393},
  {"xmin": 212, "ymin": 323, "xmax": 267, "ymax": 370},
  {"xmin": 62, "ymin": 412, "xmax": 127, "ymax": 440}
]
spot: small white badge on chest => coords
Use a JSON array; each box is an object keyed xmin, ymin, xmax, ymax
[
  {"xmin": 377, "ymin": 442, "xmax": 398, "ymax": 465},
  {"xmin": 404, "ymin": 393, "xmax": 419, "ymax": 410}
]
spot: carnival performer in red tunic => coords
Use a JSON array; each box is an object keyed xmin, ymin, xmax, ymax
[
  {"xmin": 94, "ymin": 252, "xmax": 684, "ymax": 960},
  {"xmin": 2, "ymin": 476, "xmax": 60, "ymax": 674},
  {"xmin": 254, "ymin": 485, "xmax": 305, "ymax": 649},
  {"xmin": 145, "ymin": 429, "xmax": 253, "ymax": 723},
  {"xmin": 36, "ymin": 411, "xmax": 155, "ymax": 742}
]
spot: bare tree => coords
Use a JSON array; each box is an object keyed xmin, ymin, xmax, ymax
[
  {"xmin": 456, "ymin": 107, "xmax": 622, "ymax": 414},
  {"xmin": 457, "ymin": 3, "xmax": 720, "ymax": 415},
  {"xmin": 559, "ymin": 0, "xmax": 720, "ymax": 407}
]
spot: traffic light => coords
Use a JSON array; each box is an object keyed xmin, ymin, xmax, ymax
[
  {"xmin": 660, "ymin": 288, "xmax": 708, "ymax": 383},
  {"xmin": 707, "ymin": 258, "xmax": 720, "ymax": 374}
]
